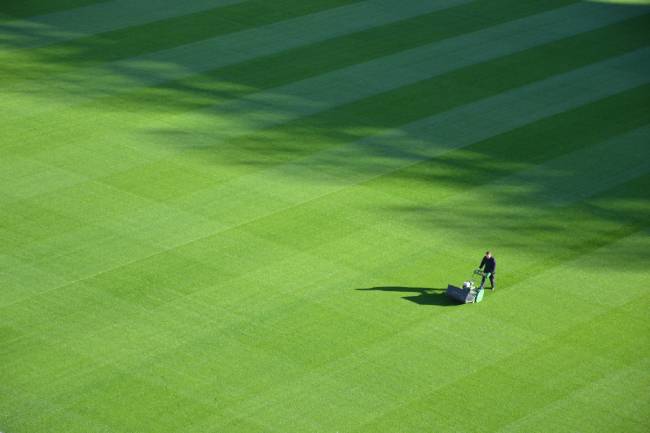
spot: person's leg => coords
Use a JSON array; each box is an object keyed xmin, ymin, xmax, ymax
[
  {"xmin": 480, "ymin": 273, "xmax": 487, "ymax": 289},
  {"xmin": 489, "ymin": 273, "xmax": 495, "ymax": 290}
]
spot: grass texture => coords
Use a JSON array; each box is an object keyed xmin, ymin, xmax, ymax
[{"xmin": 1, "ymin": 1, "xmax": 649, "ymax": 432}]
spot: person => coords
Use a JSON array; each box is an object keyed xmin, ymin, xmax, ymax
[{"xmin": 478, "ymin": 251, "xmax": 496, "ymax": 290}]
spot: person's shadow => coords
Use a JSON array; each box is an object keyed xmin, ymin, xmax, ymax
[{"xmin": 356, "ymin": 286, "xmax": 455, "ymax": 306}]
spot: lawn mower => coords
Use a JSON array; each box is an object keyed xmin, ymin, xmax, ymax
[{"xmin": 446, "ymin": 269, "xmax": 490, "ymax": 304}]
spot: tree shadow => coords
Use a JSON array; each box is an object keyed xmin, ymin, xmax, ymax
[
  {"xmin": 2, "ymin": 0, "xmax": 648, "ymax": 275},
  {"xmin": 356, "ymin": 286, "xmax": 457, "ymax": 307}
]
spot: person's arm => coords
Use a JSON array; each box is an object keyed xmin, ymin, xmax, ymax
[{"xmin": 479, "ymin": 256, "xmax": 486, "ymax": 269}]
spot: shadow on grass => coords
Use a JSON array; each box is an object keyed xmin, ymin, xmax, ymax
[
  {"xmin": 2, "ymin": 0, "xmax": 648, "ymax": 276},
  {"xmin": 356, "ymin": 286, "xmax": 456, "ymax": 307}
]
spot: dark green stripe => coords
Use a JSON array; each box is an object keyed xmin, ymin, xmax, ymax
[{"xmin": 0, "ymin": 0, "xmax": 106, "ymax": 19}]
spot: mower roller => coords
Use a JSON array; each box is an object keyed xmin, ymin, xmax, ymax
[{"xmin": 446, "ymin": 269, "xmax": 490, "ymax": 304}]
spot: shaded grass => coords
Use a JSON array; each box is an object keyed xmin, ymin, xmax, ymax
[
  {"xmin": 174, "ymin": 15, "xmax": 650, "ymax": 165},
  {"xmin": 0, "ymin": 0, "xmax": 106, "ymax": 19},
  {"xmin": 33, "ymin": 0, "xmax": 361, "ymax": 64},
  {"xmin": 110, "ymin": 0, "xmax": 577, "ymax": 111},
  {"xmin": 0, "ymin": 0, "xmax": 362, "ymax": 81},
  {"xmin": 1, "ymin": 1, "xmax": 649, "ymax": 432},
  {"xmin": 366, "ymin": 84, "xmax": 650, "ymax": 199}
]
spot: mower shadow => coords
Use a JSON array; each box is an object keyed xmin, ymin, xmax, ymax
[{"xmin": 356, "ymin": 286, "xmax": 457, "ymax": 307}]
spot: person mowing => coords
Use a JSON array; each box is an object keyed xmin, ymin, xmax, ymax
[{"xmin": 478, "ymin": 251, "xmax": 496, "ymax": 291}]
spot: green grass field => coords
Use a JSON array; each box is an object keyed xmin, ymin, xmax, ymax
[{"xmin": 1, "ymin": 0, "xmax": 649, "ymax": 431}]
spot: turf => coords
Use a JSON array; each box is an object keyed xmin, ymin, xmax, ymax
[{"xmin": 1, "ymin": 1, "xmax": 649, "ymax": 432}]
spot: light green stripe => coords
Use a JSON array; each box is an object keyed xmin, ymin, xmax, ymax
[{"xmin": 0, "ymin": 0, "xmax": 248, "ymax": 49}]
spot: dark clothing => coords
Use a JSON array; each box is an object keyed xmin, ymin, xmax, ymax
[
  {"xmin": 479, "ymin": 256, "xmax": 496, "ymax": 274},
  {"xmin": 481, "ymin": 272, "xmax": 495, "ymax": 289},
  {"xmin": 479, "ymin": 255, "xmax": 496, "ymax": 289}
]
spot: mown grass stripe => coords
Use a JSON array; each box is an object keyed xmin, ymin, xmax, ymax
[
  {"xmin": 149, "ymin": 3, "xmax": 647, "ymax": 144},
  {"xmin": 306, "ymin": 170, "xmax": 649, "ymax": 291},
  {"xmin": 2, "ymin": 14, "xmax": 646, "ymax": 307},
  {"xmin": 0, "ymin": 0, "xmax": 364, "ymax": 76},
  {"xmin": 4, "ymin": 50, "xmax": 644, "ymax": 309},
  {"xmin": 350, "ymin": 282, "xmax": 649, "ymax": 432},
  {"xmin": 3, "ymin": 2, "xmax": 642, "ymax": 158},
  {"xmin": 310, "ymin": 49, "xmax": 650, "ymax": 182},
  {"xmin": 496, "ymin": 357, "xmax": 649, "ymax": 432},
  {"xmin": 375, "ymin": 128, "xmax": 650, "ymax": 279},
  {"xmin": 489, "ymin": 126, "xmax": 650, "ymax": 206},
  {"xmin": 203, "ymin": 232, "xmax": 648, "ymax": 432},
  {"xmin": 3, "ymin": 184, "xmax": 644, "ymax": 430},
  {"xmin": 3, "ymin": 4, "xmax": 649, "ymax": 433},
  {"xmin": 343, "ymin": 92, "xmax": 650, "ymax": 280},
  {"xmin": 2, "ymin": 202, "xmax": 644, "ymax": 428},
  {"xmin": 113, "ymin": 5, "xmax": 650, "ymax": 139},
  {"xmin": 363, "ymin": 82, "xmax": 650, "ymax": 205},
  {"xmin": 0, "ymin": 0, "xmax": 249, "ymax": 48},
  {"xmin": 292, "ymin": 233, "xmax": 639, "ymax": 431},
  {"xmin": 169, "ymin": 49, "xmax": 649, "ymax": 222},
  {"xmin": 238, "ymin": 87, "xmax": 650, "ymax": 278},
  {"xmin": 0, "ymin": 0, "xmax": 106, "ymax": 20},
  {"xmin": 3, "ymin": 0, "xmax": 574, "ymax": 81},
  {"xmin": 0, "ymin": 0, "xmax": 471, "ymax": 105},
  {"xmin": 208, "ymin": 137, "xmax": 649, "ymax": 293},
  {"xmin": 0, "ymin": 0, "xmax": 581, "ymax": 154},
  {"xmin": 12, "ymin": 13, "xmax": 644, "ymax": 198},
  {"xmin": 84, "ymin": 0, "xmax": 571, "ymax": 119},
  {"xmin": 4, "ymin": 42, "xmax": 646, "ymax": 288}
]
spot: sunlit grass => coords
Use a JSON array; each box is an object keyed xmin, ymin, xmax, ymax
[{"xmin": 1, "ymin": 1, "xmax": 649, "ymax": 432}]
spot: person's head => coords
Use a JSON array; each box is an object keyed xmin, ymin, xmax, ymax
[{"xmin": 485, "ymin": 251, "xmax": 491, "ymax": 258}]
